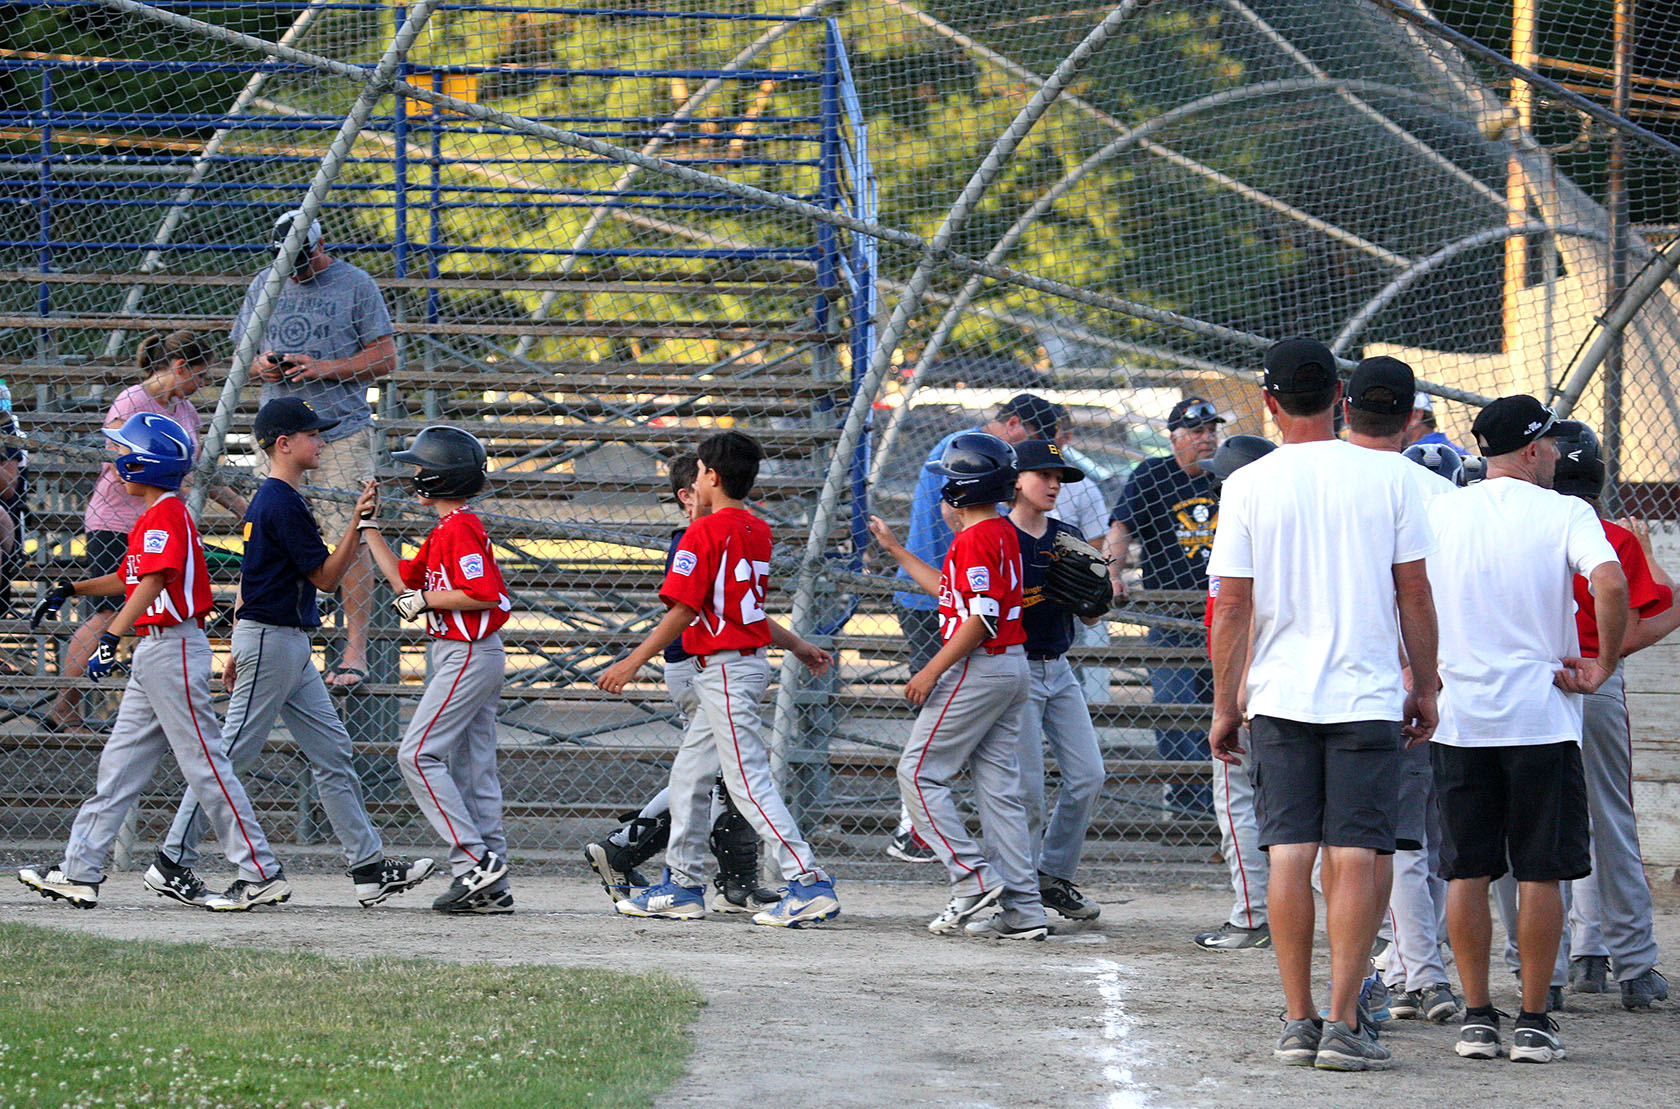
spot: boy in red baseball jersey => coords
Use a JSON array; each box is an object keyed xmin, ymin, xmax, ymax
[
  {"xmin": 20, "ymin": 413, "xmax": 286, "ymax": 911},
  {"xmin": 362, "ymin": 426, "xmax": 514, "ymax": 913},
  {"xmin": 870, "ymin": 431, "xmax": 1049, "ymax": 940},
  {"xmin": 599, "ymin": 430, "xmax": 840, "ymax": 927}
]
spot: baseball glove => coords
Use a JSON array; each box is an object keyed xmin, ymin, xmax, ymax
[{"xmin": 1044, "ymin": 529, "xmax": 1114, "ymax": 619}]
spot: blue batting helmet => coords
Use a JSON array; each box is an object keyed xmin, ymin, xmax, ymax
[
  {"xmin": 926, "ymin": 431, "xmax": 1017, "ymax": 508},
  {"xmin": 104, "ymin": 412, "xmax": 194, "ymax": 490},
  {"xmin": 1402, "ymin": 441, "xmax": 1464, "ymax": 487}
]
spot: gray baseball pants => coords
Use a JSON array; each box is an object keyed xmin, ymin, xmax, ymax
[
  {"xmin": 1381, "ymin": 742, "xmax": 1449, "ymax": 991},
  {"xmin": 1211, "ymin": 734, "xmax": 1268, "ymax": 929},
  {"xmin": 1496, "ymin": 874, "xmax": 1571, "ymax": 987},
  {"xmin": 1568, "ymin": 672, "xmax": 1659, "ymax": 981},
  {"xmin": 667, "ymin": 650, "xmax": 821, "ymax": 887},
  {"xmin": 164, "ymin": 621, "xmax": 382, "ymax": 871},
  {"xmin": 400, "ymin": 635, "xmax": 506, "ymax": 877},
  {"xmin": 62, "ymin": 624, "xmax": 281, "ymax": 884},
  {"xmin": 1017, "ymin": 656, "xmax": 1103, "ymax": 881},
  {"xmin": 899, "ymin": 646, "xmax": 1046, "ymax": 928}
]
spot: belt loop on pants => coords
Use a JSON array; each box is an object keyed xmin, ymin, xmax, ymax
[{"xmin": 136, "ymin": 615, "xmax": 206, "ymax": 638}]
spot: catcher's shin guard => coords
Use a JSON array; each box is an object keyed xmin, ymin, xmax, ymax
[
  {"xmin": 584, "ymin": 811, "xmax": 669, "ymax": 901},
  {"xmin": 709, "ymin": 779, "xmax": 780, "ymax": 912}
]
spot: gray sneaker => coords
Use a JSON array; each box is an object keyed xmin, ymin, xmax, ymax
[
  {"xmin": 1455, "ymin": 1008, "xmax": 1503, "ymax": 1059},
  {"xmin": 1194, "ymin": 922, "xmax": 1272, "ymax": 950},
  {"xmin": 1273, "ymin": 1017, "xmax": 1322, "ymax": 1066},
  {"xmin": 963, "ymin": 913, "xmax": 1050, "ymax": 941},
  {"xmin": 1570, "ymin": 954, "xmax": 1609, "ymax": 994},
  {"xmin": 1421, "ymin": 981, "xmax": 1460, "ymax": 1023},
  {"xmin": 1621, "ymin": 968, "xmax": 1669, "ymax": 1010},
  {"xmin": 1314, "ymin": 1019, "xmax": 1392, "ymax": 1071},
  {"xmin": 1510, "ymin": 1015, "xmax": 1565, "ymax": 1063}
]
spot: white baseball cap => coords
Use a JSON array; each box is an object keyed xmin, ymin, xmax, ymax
[{"xmin": 1413, "ymin": 392, "xmax": 1433, "ymax": 412}]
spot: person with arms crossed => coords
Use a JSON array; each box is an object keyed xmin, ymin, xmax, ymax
[
  {"xmin": 1208, "ymin": 338, "xmax": 1439, "ymax": 1072},
  {"xmin": 1427, "ymin": 395, "xmax": 1627, "ymax": 1064}
]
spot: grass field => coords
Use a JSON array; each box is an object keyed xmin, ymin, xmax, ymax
[{"xmin": 0, "ymin": 923, "xmax": 699, "ymax": 1108}]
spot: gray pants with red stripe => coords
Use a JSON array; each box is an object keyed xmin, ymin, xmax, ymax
[
  {"xmin": 399, "ymin": 635, "xmax": 506, "ymax": 878},
  {"xmin": 1211, "ymin": 735, "xmax": 1269, "ymax": 929},
  {"xmin": 899, "ymin": 646, "xmax": 1046, "ymax": 928},
  {"xmin": 666, "ymin": 650, "xmax": 823, "ymax": 887},
  {"xmin": 62, "ymin": 623, "xmax": 281, "ymax": 884}
]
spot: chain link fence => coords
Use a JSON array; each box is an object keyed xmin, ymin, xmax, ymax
[{"xmin": 1, "ymin": 0, "xmax": 1677, "ymax": 881}]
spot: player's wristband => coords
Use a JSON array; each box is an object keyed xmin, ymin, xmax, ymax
[{"xmin": 356, "ymin": 518, "xmax": 383, "ymax": 532}]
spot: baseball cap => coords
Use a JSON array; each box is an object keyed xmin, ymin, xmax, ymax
[
  {"xmin": 272, "ymin": 208, "xmax": 323, "ymax": 251},
  {"xmin": 1002, "ymin": 393, "xmax": 1059, "ymax": 439},
  {"xmin": 1345, "ymin": 356, "xmax": 1415, "ymax": 415},
  {"xmin": 1263, "ymin": 338, "xmax": 1338, "ymax": 395},
  {"xmin": 253, "ymin": 397, "xmax": 339, "ymax": 448},
  {"xmin": 1167, "ymin": 396, "xmax": 1226, "ymax": 431},
  {"xmin": 1012, "ymin": 439, "xmax": 1085, "ymax": 482},
  {"xmin": 1413, "ymin": 391, "xmax": 1434, "ymax": 412},
  {"xmin": 1470, "ymin": 395, "xmax": 1561, "ymax": 457}
]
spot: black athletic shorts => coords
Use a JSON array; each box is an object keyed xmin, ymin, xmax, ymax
[
  {"xmin": 84, "ymin": 529, "xmax": 126, "ymax": 613},
  {"xmin": 1430, "ymin": 740, "xmax": 1591, "ymax": 883},
  {"xmin": 1249, "ymin": 715, "xmax": 1410, "ymax": 854}
]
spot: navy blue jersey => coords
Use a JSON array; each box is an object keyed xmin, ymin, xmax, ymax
[
  {"xmin": 236, "ymin": 477, "xmax": 330, "ymax": 627},
  {"xmin": 661, "ymin": 529, "xmax": 694, "ymax": 664},
  {"xmin": 1015, "ymin": 518, "xmax": 1076, "ymax": 657},
  {"xmin": 1109, "ymin": 454, "xmax": 1217, "ymax": 590}
]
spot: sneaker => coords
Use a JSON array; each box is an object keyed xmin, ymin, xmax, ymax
[
  {"xmin": 350, "ymin": 856, "xmax": 437, "ymax": 907},
  {"xmin": 17, "ymin": 863, "xmax": 99, "ymax": 909},
  {"xmin": 928, "ymin": 886, "xmax": 1002, "ymax": 935},
  {"xmin": 1510, "ymin": 1014, "xmax": 1565, "ymax": 1063},
  {"xmin": 214, "ymin": 873, "xmax": 292, "ymax": 911},
  {"xmin": 1274, "ymin": 1017, "xmax": 1322, "ymax": 1066},
  {"xmin": 1314, "ymin": 1018, "xmax": 1392, "ymax": 1071},
  {"xmin": 142, "ymin": 853, "xmax": 227, "ymax": 910},
  {"xmin": 713, "ymin": 872, "xmax": 782, "ymax": 914},
  {"xmin": 1548, "ymin": 985, "xmax": 1565, "ymax": 1013},
  {"xmin": 430, "ymin": 851, "xmax": 508, "ymax": 912},
  {"xmin": 443, "ymin": 879, "xmax": 513, "ymax": 915},
  {"xmin": 887, "ymin": 828, "xmax": 937, "ymax": 863},
  {"xmin": 1570, "ymin": 953, "xmax": 1609, "ymax": 993},
  {"xmin": 615, "ymin": 869, "xmax": 706, "ymax": 920},
  {"xmin": 1388, "ymin": 987, "xmax": 1422, "ymax": 1020},
  {"xmin": 583, "ymin": 840, "xmax": 650, "ymax": 903},
  {"xmin": 1621, "ymin": 968, "xmax": 1669, "ymax": 1010},
  {"xmin": 963, "ymin": 913, "xmax": 1050, "ymax": 941},
  {"xmin": 1038, "ymin": 874, "xmax": 1099, "ymax": 921},
  {"xmin": 752, "ymin": 877, "xmax": 840, "ymax": 928},
  {"xmin": 1421, "ymin": 981, "xmax": 1461, "ymax": 1023},
  {"xmin": 1194, "ymin": 922, "xmax": 1272, "ymax": 950},
  {"xmin": 1455, "ymin": 1007, "xmax": 1504, "ymax": 1059},
  {"xmin": 1359, "ymin": 973, "xmax": 1393, "ymax": 1024}
]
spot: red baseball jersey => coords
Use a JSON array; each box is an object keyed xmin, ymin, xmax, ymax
[
  {"xmin": 399, "ymin": 507, "xmax": 511, "ymax": 641},
  {"xmin": 1204, "ymin": 576, "xmax": 1219, "ymax": 659},
  {"xmin": 937, "ymin": 515, "xmax": 1025, "ymax": 648},
  {"xmin": 126, "ymin": 493, "xmax": 213, "ymax": 629},
  {"xmin": 659, "ymin": 506, "xmax": 774, "ymax": 655},
  {"xmin": 1574, "ymin": 518, "xmax": 1672, "ymax": 657}
]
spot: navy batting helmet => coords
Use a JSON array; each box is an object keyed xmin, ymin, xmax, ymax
[
  {"xmin": 1551, "ymin": 419, "xmax": 1604, "ymax": 499},
  {"xmin": 392, "ymin": 426, "xmax": 487, "ymax": 499},
  {"xmin": 1460, "ymin": 455, "xmax": 1487, "ymax": 484},
  {"xmin": 103, "ymin": 412, "xmax": 194, "ymax": 490},
  {"xmin": 926, "ymin": 431, "xmax": 1017, "ymax": 508},
  {"xmin": 1402, "ymin": 442, "xmax": 1465, "ymax": 487},
  {"xmin": 1202, "ymin": 434, "xmax": 1275, "ymax": 493}
]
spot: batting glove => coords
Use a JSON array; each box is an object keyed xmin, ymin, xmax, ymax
[
  {"xmin": 30, "ymin": 579, "xmax": 75, "ymax": 629},
  {"xmin": 393, "ymin": 589, "xmax": 430, "ymax": 621},
  {"xmin": 86, "ymin": 632, "xmax": 123, "ymax": 682}
]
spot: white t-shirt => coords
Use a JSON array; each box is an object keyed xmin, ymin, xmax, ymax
[
  {"xmin": 1428, "ymin": 477, "xmax": 1618, "ymax": 747},
  {"xmin": 1207, "ymin": 439, "xmax": 1435, "ymax": 723}
]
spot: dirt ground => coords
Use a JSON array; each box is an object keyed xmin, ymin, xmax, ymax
[{"xmin": 3, "ymin": 868, "xmax": 1678, "ymax": 1108}]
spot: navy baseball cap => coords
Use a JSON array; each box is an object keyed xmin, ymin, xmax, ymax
[
  {"xmin": 1002, "ymin": 393, "xmax": 1059, "ymax": 439},
  {"xmin": 1167, "ymin": 396, "xmax": 1225, "ymax": 431},
  {"xmin": 1263, "ymin": 338, "xmax": 1338, "ymax": 395},
  {"xmin": 254, "ymin": 397, "xmax": 338, "ymax": 448},
  {"xmin": 1346, "ymin": 356, "xmax": 1416, "ymax": 415},
  {"xmin": 1470, "ymin": 395, "xmax": 1561, "ymax": 457},
  {"xmin": 1013, "ymin": 439, "xmax": 1085, "ymax": 482}
]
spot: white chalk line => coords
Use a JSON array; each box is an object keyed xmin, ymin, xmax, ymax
[{"xmin": 1075, "ymin": 958, "xmax": 1156, "ymax": 1109}]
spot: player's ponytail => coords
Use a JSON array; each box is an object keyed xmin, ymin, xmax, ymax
[{"xmin": 135, "ymin": 330, "xmax": 216, "ymax": 380}]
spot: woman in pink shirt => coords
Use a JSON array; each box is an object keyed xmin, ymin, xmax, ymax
[{"xmin": 45, "ymin": 331, "xmax": 246, "ymax": 732}]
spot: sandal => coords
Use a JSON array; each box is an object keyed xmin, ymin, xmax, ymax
[{"xmin": 324, "ymin": 665, "xmax": 367, "ymax": 695}]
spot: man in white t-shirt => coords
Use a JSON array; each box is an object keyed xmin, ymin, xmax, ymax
[
  {"xmin": 1208, "ymin": 338, "xmax": 1440, "ymax": 1073},
  {"xmin": 1427, "ymin": 394, "xmax": 1626, "ymax": 1065}
]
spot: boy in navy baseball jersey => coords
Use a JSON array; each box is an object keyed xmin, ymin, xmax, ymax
[
  {"xmin": 870, "ymin": 431, "xmax": 1049, "ymax": 939},
  {"xmin": 362, "ymin": 427, "xmax": 514, "ymax": 913},
  {"xmin": 21, "ymin": 413, "xmax": 285, "ymax": 911},
  {"xmin": 598, "ymin": 431, "xmax": 840, "ymax": 927},
  {"xmin": 147, "ymin": 399, "xmax": 436, "ymax": 909}
]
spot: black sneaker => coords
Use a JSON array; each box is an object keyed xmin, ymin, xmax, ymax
[
  {"xmin": 1038, "ymin": 874, "xmax": 1100, "ymax": 921},
  {"xmin": 1621, "ymin": 968, "xmax": 1669, "ymax": 1010},
  {"xmin": 142, "ymin": 852, "xmax": 223, "ymax": 909},
  {"xmin": 886, "ymin": 828, "xmax": 937, "ymax": 862},
  {"xmin": 1571, "ymin": 954, "xmax": 1609, "ymax": 994},
  {"xmin": 1455, "ymin": 1006, "xmax": 1504, "ymax": 1059},
  {"xmin": 1510, "ymin": 1013, "xmax": 1565, "ymax": 1063},
  {"xmin": 1193, "ymin": 921, "xmax": 1272, "ymax": 950},
  {"xmin": 713, "ymin": 872, "xmax": 782, "ymax": 914},
  {"xmin": 213, "ymin": 873, "xmax": 291, "ymax": 911},
  {"xmin": 442, "ymin": 879, "xmax": 514, "ymax": 915},
  {"xmin": 351, "ymin": 856, "xmax": 438, "ymax": 907},
  {"xmin": 432, "ymin": 851, "xmax": 508, "ymax": 912}
]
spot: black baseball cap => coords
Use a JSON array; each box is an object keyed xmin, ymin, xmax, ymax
[
  {"xmin": 1263, "ymin": 338, "xmax": 1338, "ymax": 395},
  {"xmin": 1167, "ymin": 396, "xmax": 1225, "ymax": 431},
  {"xmin": 1470, "ymin": 395, "xmax": 1561, "ymax": 457},
  {"xmin": 1013, "ymin": 439, "xmax": 1085, "ymax": 482},
  {"xmin": 1002, "ymin": 393, "xmax": 1059, "ymax": 439},
  {"xmin": 253, "ymin": 397, "xmax": 339, "ymax": 448},
  {"xmin": 1346, "ymin": 356, "xmax": 1416, "ymax": 415}
]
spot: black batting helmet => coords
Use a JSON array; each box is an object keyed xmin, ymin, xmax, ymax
[
  {"xmin": 926, "ymin": 431, "xmax": 1017, "ymax": 508},
  {"xmin": 1402, "ymin": 442, "xmax": 1465, "ymax": 487},
  {"xmin": 391, "ymin": 426, "xmax": 487, "ymax": 499},
  {"xmin": 1551, "ymin": 419, "xmax": 1604, "ymax": 499},
  {"xmin": 1202, "ymin": 434, "xmax": 1275, "ymax": 493}
]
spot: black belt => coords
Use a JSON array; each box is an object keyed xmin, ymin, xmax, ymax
[{"xmin": 1026, "ymin": 651, "xmax": 1064, "ymax": 661}]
